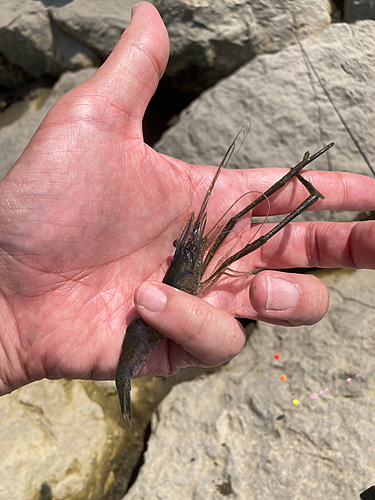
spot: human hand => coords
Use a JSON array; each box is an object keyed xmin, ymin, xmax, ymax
[{"xmin": 0, "ymin": 2, "xmax": 374, "ymax": 393}]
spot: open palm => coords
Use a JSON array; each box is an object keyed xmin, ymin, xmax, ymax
[{"xmin": 0, "ymin": 3, "xmax": 374, "ymax": 394}]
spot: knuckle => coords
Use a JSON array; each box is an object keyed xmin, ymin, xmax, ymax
[{"xmin": 178, "ymin": 299, "xmax": 246, "ymax": 366}]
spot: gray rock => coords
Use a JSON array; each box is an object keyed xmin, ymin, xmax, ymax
[
  {"xmin": 123, "ymin": 268, "xmax": 375, "ymax": 500},
  {"xmin": 344, "ymin": 0, "xmax": 375, "ymax": 21},
  {"xmin": 46, "ymin": 0, "xmax": 135, "ymax": 59},
  {"xmin": 0, "ymin": 379, "xmax": 124, "ymax": 500},
  {"xmin": 156, "ymin": 20, "xmax": 375, "ymax": 179},
  {"xmin": 0, "ymin": 67, "xmax": 97, "ymax": 180},
  {"xmin": 0, "ymin": 0, "xmax": 331, "ymax": 93},
  {"xmin": 0, "ymin": 0, "xmax": 56, "ymax": 88},
  {"xmin": 158, "ymin": 0, "xmax": 331, "ymax": 93},
  {"xmin": 0, "ymin": 0, "xmax": 136, "ymax": 89}
]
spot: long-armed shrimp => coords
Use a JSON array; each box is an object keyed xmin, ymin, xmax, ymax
[{"xmin": 115, "ymin": 127, "xmax": 333, "ymax": 422}]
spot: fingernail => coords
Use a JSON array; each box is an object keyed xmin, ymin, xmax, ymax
[
  {"xmin": 131, "ymin": 3, "xmax": 139, "ymax": 18},
  {"xmin": 266, "ymin": 277, "xmax": 298, "ymax": 311},
  {"xmin": 136, "ymin": 283, "xmax": 167, "ymax": 313}
]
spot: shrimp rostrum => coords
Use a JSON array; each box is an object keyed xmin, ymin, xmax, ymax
[{"xmin": 116, "ymin": 126, "xmax": 333, "ymax": 422}]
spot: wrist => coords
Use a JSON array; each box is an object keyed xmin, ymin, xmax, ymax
[{"xmin": 0, "ymin": 296, "xmax": 28, "ymax": 396}]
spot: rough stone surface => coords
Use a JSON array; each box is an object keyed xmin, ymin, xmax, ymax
[
  {"xmin": 0, "ymin": 0, "xmax": 55, "ymax": 88},
  {"xmin": 344, "ymin": 0, "xmax": 375, "ymax": 21},
  {"xmin": 124, "ymin": 268, "xmax": 375, "ymax": 500},
  {"xmin": 158, "ymin": 0, "xmax": 331, "ymax": 93},
  {"xmin": 0, "ymin": 361, "xmax": 204, "ymax": 500},
  {"xmin": 0, "ymin": 0, "xmax": 136, "ymax": 89},
  {"xmin": 156, "ymin": 20, "xmax": 375, "ymax": 179},
  {"xmin": 0, "ymin": 0, "xmax": 332, "ymax": 92},
  {"xmin": 0, "ymin": 67, "xmax": 97, "ymax": 180},
  {"xmin": 0, "ymin": 379, "xmax": 124, "ymax": 500},
  {"xmin": 46, "ymin": 0, "xmax": 135, "ymax": 59}
]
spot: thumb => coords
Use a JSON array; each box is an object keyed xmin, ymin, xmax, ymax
[
  {"xmin": 134, "ymin": 282, "xmax": 246, "ymax": 373},
  {"xmin": 90, "ymin": 2, "xmax": 169, "ymax": 123}
]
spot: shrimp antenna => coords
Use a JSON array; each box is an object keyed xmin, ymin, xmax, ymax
[{"xmin": 195, "ymin": 122, "xmax": 251, "ymax": 226}]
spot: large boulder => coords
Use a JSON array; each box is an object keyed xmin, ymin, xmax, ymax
[
  {"xmin": 158, "ymin": 0, "xmax": 332, "ymax": 93},
  {"xmin": 0, "ymin": 0, "xmax": 135, "ymax": 89},
  {"xmin": 45, "ymin": 0, "xmax": 135, "ymax": 59}
]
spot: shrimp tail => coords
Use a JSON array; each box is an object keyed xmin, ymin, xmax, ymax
[
  {"xmin": 117, "ymin": 378, "xmax": 132, "ymax": 423},
  {"xmin": 115, "ymin": 315, "xmax": 164, "ymax": 422}
]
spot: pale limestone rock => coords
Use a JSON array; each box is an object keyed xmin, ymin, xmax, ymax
[{"xmin": 0, "ymin": 379, "xmax": 124, "ymax": 500}]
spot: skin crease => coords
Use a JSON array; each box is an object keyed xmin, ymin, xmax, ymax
[{"xmin": 0, "ymin": 2, "xmax": 375, "ymax": 394}]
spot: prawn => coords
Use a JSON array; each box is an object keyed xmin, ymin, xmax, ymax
[{"xmin": 116, "ymin": 128, "xmax": 333, "ymax": 422}]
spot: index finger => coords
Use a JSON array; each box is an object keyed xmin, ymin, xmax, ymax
[{"xmin": 227, "ymin": 169, "xmax": 375, "ymax": 216}]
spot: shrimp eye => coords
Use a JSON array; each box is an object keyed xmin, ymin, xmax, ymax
[{"xmin": 173, "ymin": 239, "xmax": 179, "ymax": 248}]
